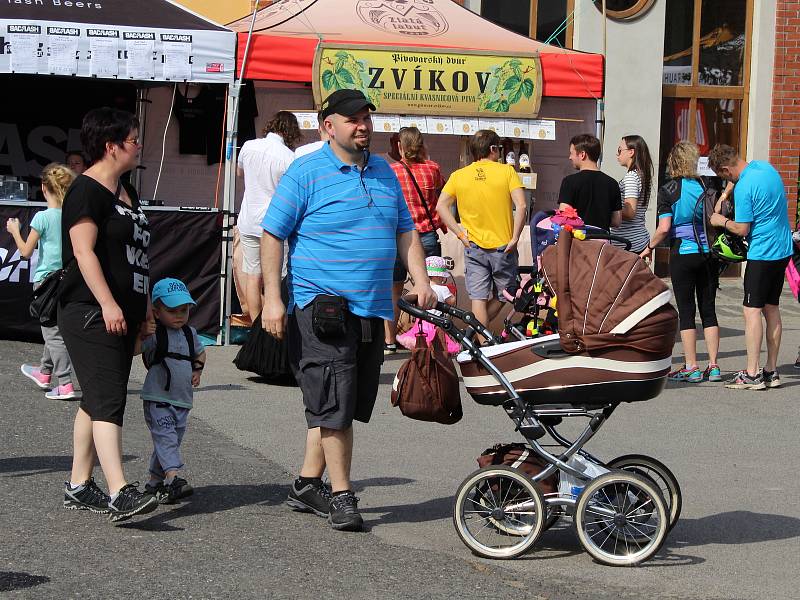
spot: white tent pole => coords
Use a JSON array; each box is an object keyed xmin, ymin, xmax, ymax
[{"xmin": 219, "ymin": 5, "xmax": 260, "ymax": 345}]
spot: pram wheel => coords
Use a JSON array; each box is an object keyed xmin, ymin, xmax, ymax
[
  {"xmin": 606, "ymin": 454, "xmax": 682, "ymax": 530},
  {"xmin": 574, "ymin": 470, "xmax": 668, "ymax": 566},
  {"xmin": 453, "ymin": 465, "xmax": 546, "ymax": 559}
]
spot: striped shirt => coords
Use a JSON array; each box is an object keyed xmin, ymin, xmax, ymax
[
  {"xmin": 611, "ymin": 170, "xmax": 650, "ymax": 253},
  {"xmin": 261, "ymin": 142, "xmax": 415, "ymax": 320},
  {"xmin": 390, "ymin": 159, "xmax": 445, "ymax": 233}
]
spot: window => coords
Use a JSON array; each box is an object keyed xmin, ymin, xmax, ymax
[
  {"xmin": 479, "ymin": 0, "xmax": 573, "ymax": 47},
  {"xmin": 660, "ymin": 0, "xmax": 753, "ymax": 176}
]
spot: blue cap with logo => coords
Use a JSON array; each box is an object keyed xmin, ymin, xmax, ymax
[{"xmin": 151, "ymin": 277, "xmax": 196, "ymax": 308}]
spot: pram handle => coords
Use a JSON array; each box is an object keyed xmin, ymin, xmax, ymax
[
  {"xmin": 582, "ymin": 231, "xmax": 632, "ymax": 250},
  {"xmin": 398, "ymin": 294, "xmax": 502, "ymax": 345}
]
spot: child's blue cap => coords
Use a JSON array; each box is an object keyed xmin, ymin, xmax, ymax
[{"xmin": 152, "ymin": 278, "xmax": 196, "ymax": 308}]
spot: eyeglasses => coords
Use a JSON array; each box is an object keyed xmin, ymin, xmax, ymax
[
  {"xmin": 617, "ymin": 146, "xmax": 631, "ymax": 156},
  {"xmin": 490, "ymin": 144, "xmax": 504, "ymax": 153},
  {"xmin": 123, "ymin": 137, "xmax": 141, "ymax": 146}
]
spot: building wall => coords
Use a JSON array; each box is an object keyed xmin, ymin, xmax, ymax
[
  {"xmin": 769, "ymin": 0, "xmax": 800, "ymax": 222},
  {"xmin": 172, "ymin": 0, "xmax": 251, "ymax": 25},
  {"xmin": 572, "ymin": 0, "xmax": 666, "ymax": 224}
]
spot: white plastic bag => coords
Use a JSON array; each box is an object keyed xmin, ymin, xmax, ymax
[{"xmin": 558, "ymin": 454, "xmax": 609, "ymax": 498}]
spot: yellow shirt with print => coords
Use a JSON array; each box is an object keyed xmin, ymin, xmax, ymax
[{"xmin": 442, "ymin": 160, "xmax": 523, "ymax": 249}]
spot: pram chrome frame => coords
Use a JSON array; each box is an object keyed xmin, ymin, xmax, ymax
[{"xmin": 398, "ymin": 293, "xmax": 676, "ymax": 565}]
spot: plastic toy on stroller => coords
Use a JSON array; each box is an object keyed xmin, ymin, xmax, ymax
[{"xmin": 398, "ymin": 230, "xmax": 681, "ymax": 566}]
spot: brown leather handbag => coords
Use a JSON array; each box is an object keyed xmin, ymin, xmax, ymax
[{"xmin": 390, "ymin": 328, "xmax": 462, "ymax": 425}]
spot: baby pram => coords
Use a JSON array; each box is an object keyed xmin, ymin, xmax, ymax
[{"xmin": 398, "ymin": 230, "xmax": 680, "ymax": 566}]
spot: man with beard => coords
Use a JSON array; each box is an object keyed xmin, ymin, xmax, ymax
[{"xmin": 259, "ymin": 89, "xmax": 436, "ymax": 531}]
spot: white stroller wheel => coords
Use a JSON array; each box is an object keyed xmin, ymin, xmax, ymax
[
  {"xmin": 607, "ymin": 454, "xmax": 682, "ymax": 531},
  {"xmin": 574, "ymin": 470, "xmax": 668, "ymax": 566},
  {"xmin": 453, "ymin": 465, "xmax": 545, "ymax": 559}
]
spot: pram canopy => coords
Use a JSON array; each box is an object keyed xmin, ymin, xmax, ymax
[{"xmin": 458, "ymin": 232, "xmax": 678, "ymax": 407}]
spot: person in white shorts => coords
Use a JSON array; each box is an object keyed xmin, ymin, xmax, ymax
[{"xmin": 237, "ymin": 111, "xmax": 300, "ymax": 321}]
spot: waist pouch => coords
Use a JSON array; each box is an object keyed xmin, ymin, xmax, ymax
[
  {"xmin": 311, "ymin": 295, "xmax": 348, "ymax": 338},
  {"xmin": 673, "ymin": 223, "xmax": 707, "ymax": 246}
]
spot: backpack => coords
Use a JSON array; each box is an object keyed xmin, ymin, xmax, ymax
[
  {"xmin": 390, "ymin": 328, "xmax": 462, "ymax": 425},
  {"xmin": 143, "ymin": 323, "xmax": 198, "ymax": 391},
  {"xmin": 693, "ymin": 178, "xmax": 748, "ymax": 263}
]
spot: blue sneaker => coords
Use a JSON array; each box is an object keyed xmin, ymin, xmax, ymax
[
  {"xmin": 668, "ymin": 365, "xmax": 702, "ymax": 383},
  {"xmin": 704, "ymin": 364, "xmax": 722, "ymax": 382}
]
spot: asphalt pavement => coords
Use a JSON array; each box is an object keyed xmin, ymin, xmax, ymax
[{"xmin": 1, "ymin": 279, "xmax": 799, "ymax": 599}]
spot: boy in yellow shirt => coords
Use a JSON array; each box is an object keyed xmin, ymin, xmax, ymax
[{"xmin": 436, "ymin": 130, "xmax": 526, "ymax": 327}]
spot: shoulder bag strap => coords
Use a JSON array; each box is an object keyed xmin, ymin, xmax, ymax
[{"xmin": 399, "ymin": 161, "xmax": 437, "ymax": 232}]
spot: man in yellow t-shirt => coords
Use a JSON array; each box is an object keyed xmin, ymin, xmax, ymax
[{"xmin": 437, "ymin": 130, "xmax": 526, "ymax": 327}]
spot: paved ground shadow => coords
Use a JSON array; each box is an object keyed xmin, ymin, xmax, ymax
[
  {"xmin": 667, "ymin": 510, "xmax": 800, "ymax": 548},
  {"xmin": 352, "ymin": 477, "xmax": 415, "ymax": 492},
  {"xmin": 362, "ymin": 495, "xmax": 452, "ymax": 527},
  {"xmin": 0, "ymin": 572, "xmax": 50, "ymax": 592},
  {"xmin": 120, "ymin": 483, "xmax": 289, "ymax": 532},
  {"xmin": 0, "ymin": 455, "xmax": 137, "ymax": 478}
]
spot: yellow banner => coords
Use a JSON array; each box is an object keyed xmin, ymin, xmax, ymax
[{"xmin": 313, "ymin": 44, "xmax": 542, "ymax": 118}]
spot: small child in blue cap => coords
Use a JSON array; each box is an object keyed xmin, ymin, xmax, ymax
[{"xmin": 137, "ymin": 277, "xmax": 206, "ymax": 504}]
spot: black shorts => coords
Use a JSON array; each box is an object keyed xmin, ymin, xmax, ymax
[
  {"xmin": 58, "ymin": 302, "xmax": 138, "ymax": 427},
  {"xmin": 288, "ymin": 303, "xmax": 384, "ymax": 430},
  {"xmin": 743, "ymin": 257, "xmax": 790, "ymax": 308}
]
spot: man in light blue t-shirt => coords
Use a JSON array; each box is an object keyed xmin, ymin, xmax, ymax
[
  {"xmin": 709, "ymin": 144, "xmax": 793, "ymax": 391},
  {"xmin": 259, "ymin": 89, "xmax": 436, "ymax": 532}
]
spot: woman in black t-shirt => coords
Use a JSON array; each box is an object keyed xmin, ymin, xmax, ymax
[{"xmin": 58, "ymin": 108, "xmax": 158, "ymax": 522}]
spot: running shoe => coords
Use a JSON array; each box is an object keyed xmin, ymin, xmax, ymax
[
  {"xmin": 383, "ymin": 343, "xmax": 398, "ymax": 355},
  {"xmin": 704, "ymin": 364, "xmax": 722, "ymax": 382},
  {"xmin": 668, "ymin": 366, "xmax": 702, "ymax": 383},
  {"xmin": 45, "ymin": 383, "xmax": 79, "ymax": 400},
  {"xmin": 328, "ymin": 491, "xmax": 363, "ymax": 532},
  {"xmin": 287, "ymin": 478, "xmax": 332, "ymax": 517},
  {"xmin": 21, "ymin": 364, "xmax": 51, "ymax": 389},
  {"xmin": 763, "ymin": 369, "xmax": 781, "ymax": 389},
  {"xmin": 63, "ymin": 478, "xmax": 110, "ymax": 513},
  {"xmin": 724, "ymin": 370, "xmax": 766, "ymax": 390},
  {"xmin": 107, "ymin": 483, "xmax": 158, "ymax": 523},
  {"xmin": 158, "ymin": 477, "xmax": 194, "ymax": 504}
]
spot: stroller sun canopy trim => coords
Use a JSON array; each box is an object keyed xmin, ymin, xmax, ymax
[
  {"xmin": 459, "ymin": 355, "xmax": 673, "ymax": 389},
  {"xmin": 455, "ymin": 334, "xmax": 560, "ymax": 364},
  {"xmin": 608, "ymin": 290, "xmax": 673, "ymax": 335}
]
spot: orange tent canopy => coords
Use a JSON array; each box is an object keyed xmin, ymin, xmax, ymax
[{"xmin": 229, "ymin": 0, "xmax": 603, "ymax": 99}]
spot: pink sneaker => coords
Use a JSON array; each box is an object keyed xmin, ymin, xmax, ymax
[
  {"xmin": 46, "ymin": 383, "xmax": 79, "ymax": 400},
  {"xmin": 21, "ymin": 364, "xmax": 52, "ymax": 389}
]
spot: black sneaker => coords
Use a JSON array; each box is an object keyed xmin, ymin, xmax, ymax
[
  {"xmin": 763, "ymin": 369, "xmax": 781, "ymax": 389},
  {"xmin": 328, "ymin": 491, "xmax": 363, "ymax": 531},
  {"xmin": 107, "ymin": 483, "xmax": 158, "ymax": 523},
  {"xmin": 286, "ymin": 478, "xmax": 332, "ymax": 517},
  {"xmin": 159, "ymin": 477, "xmax": 194, "ymax": 505},
  {"xmin": 144, "ymin": 481, "xmax": 166, "ymax": 499},
  {"xmin": 63, "ymin": 478, "xmax": 110, "ymax": 514}
]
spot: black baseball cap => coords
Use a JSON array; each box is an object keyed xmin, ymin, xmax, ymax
[{"xmin": 319, "ymin": 89, "xmax": 376, "ymax": 120}]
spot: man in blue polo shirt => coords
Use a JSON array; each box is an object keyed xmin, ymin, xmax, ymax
[
  {"xmin": 709, "ymin": 144, "xmax": 793, "ymax": 390},
  {"xmin": 259, "ymin": 89, "xmax": 436, "ymax": 532}
]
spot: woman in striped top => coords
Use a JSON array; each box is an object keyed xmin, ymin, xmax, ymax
[{"xmin": 611, "ymin": 135, "xmax": 653, "ymax": 253}]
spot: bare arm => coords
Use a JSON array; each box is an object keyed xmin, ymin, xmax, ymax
[
  {"xmin": 397, "ymin": 230, "xmax": 437, "ymax": 309},
  {"xmin": 610, "ymin": 210, "xmax": 622, "ymax": 228},
  {"xmin": 621, "ymin": 197, "xmax": 638, "ymax": 221},
  {"xmin": 260, "ymin": 231, "xmax": 287, "ymax": 339},
  {"xmin": 70, "ymin": 218, "xmax": 127, "ymax": 335},
  {"xmin": 639, "ymin": 216, "xmax": 672, "ymax": 259},
  {"xmin": 507, "ymin": 188, "xmax": 527, "ymax": 253},
  {"xmin": 5, "ymin": 219, "xmax": 39, "ymax": 258},
  {"xmin": 709, "ymin": 212, "xmax": 751, "ymax": 237},
  {"xmin": 436, "ymin": 191, "xmax": 468, "ymax": 247},
  {"xmin": 191, "ymin": 349, "xmax": 207, "ymax": 387}
]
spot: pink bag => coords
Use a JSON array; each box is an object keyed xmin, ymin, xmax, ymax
[{"xmin": 786, "ymin": 253, "xmax": 800, "ymax": 301}]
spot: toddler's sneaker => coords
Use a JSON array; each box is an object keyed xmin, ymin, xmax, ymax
[
  {"xmin": 107, "ymin": 483, "xmax": 158, "ymax": 522},
  {"xmin": 763, "ymin": 369, "xmax": 781, "ymax": 389},
  {"xmin": 668, "ymin": 365, "xmax": 702, "ymax": 383},
  {"xmin": 725, "ymin": 370, "xmax": 766, "ymax": 390},
  {"xmin": 704, "ymin": 364, "xmax": 722, "ymax": 382},
  {"xmin": 45, "ymin": 383, "xmax": 79, "ymax": 400},
  {"xmin": 63, "ymin": 478, "xmax": 110, "ymax": 513},
  {"xmin": 287, "ymin": 478, "xmax": 332, "ymax": 517},
  {"xmin": 159, "ymin": 477, "xmax": 194, "ymax": 504},
  {"xmin": 328, "ymin": 491, "xmax": 363, "ymax": 532},
  {"xmin": 21, "ymin": 364, "xmax": 51, "ymax": 389}
]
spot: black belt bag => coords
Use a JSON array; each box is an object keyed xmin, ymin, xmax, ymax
[{"xmin": 311, "ymin": 295, "xmax": 348, "ymax": 338}]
